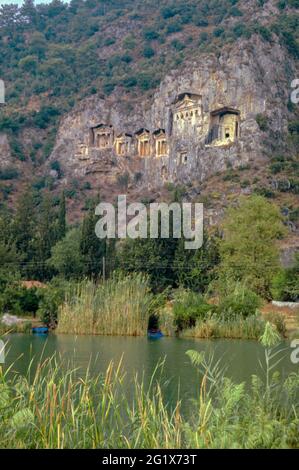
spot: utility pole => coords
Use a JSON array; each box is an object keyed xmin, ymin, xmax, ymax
[{"xmin": 102, "ymin": 256, "xmax": 106, "ymax": 281}]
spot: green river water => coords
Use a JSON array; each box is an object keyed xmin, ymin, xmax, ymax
[{"xmin": 2, "ymin": 334, "xmax": 298, "ymax": 408}]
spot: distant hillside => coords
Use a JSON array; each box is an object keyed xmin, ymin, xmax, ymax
[
  {"xmin": 0, "ymin": 0, "xmax": 298, "ymax": 235},
  {"xmin": 0, "ymin": 0, "xmax": 298, "ymax": 162}
]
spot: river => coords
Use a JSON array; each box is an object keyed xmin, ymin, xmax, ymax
[{"xmin": 2, "ymin": 334, "xmax": 297, "ymax": 409}]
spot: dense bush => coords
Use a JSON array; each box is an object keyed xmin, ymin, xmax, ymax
[
  {"xmin": 271, "ymin": 255, "xmax": 299, "ymax": 301},
  {"xmin": 172, "ymin": 289, "xmax": 215, "ymax": 330},
  {"xmin": 264, "ymin": 311, "xmax": 287, "ymax": 336},
  {"xmin": 37, "ymin": 281, "xmax": 69, "ymax": 326},
  {"xmin": 218, "ymin": 284, "xmax": 262, "ymax": 318},
  {"xmin": 0, "ymin": 168, "xmax": 19, "ymax": 180},
  {"xmin": 0, "ymin": 284, "xmax": 40, "ymax": 316}
]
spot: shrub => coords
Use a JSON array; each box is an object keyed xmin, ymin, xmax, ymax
[
  {"xmin": 218, "ymin": 284, "xmax": 262, "ymax": 318},
  {"xmin": 104, "ymin": 37, "xmax": 116, "ymax": 46},
  {"xmin": 117, "ymin": 172, "xmax": 130, "ymax": 190},
  {"xmin": 103, "ymin": 81, "xmax": 116, "ymax": 95},
  {"xmin": 143, "ymin": 30, "xmax": 159, "ymax": 41},
  {"xmin": 171, "ymin": 39, "xmax": 185, "ymax": 51},
  {"xmin": 161, "ymin": 6, "xmax": 176, "ymax": 19},
  {"xmin": 271, "ymin": 257, "xmax": 299, "ymax": 301},
  {"xmin": 121, "ymin": 54, "xmax": 133, "ymax": 63},
  {"xmin": 0, "ymin": 168, "xmax": 19, "ymax": 180},
  {"xmin": 143, "ymin": 46, "xmax": 155, "ymax": 58},
  {"xmin": 50, "ymin": 160, "xmax": 61, "ymax": 176},
  {"xmin": 213, "ymin": 27, "xmax": 225, "ymax": 37},
  {"xmin": 172, "ymin": 289, "xmax": 215, "ymax": 330},
  {"xmin": 122, "ymin": 76, "xmax": 137, "ymax": 89},
  {"xmin": 288, "ymin": 120, "xmax": 299, "ymax": 135},
  {"xmin": 264, "ymin": 311, "xmax": 287, "ymax": 336},
  {"xmin": 230, "ymin": 6, "xmax": 243, "ymax": 17},
  {"xmin": 82, "ymin": 181, "xmax": 92, "ymax": 190},
  {"xmin": 37, "ymin": 281, "xmax": 69, "ymax": 326},
  {"xmin": 0, "ymin": 284, "xmax": 40, "ymax": 316},
  {"xmin": 166, "ymin": 21, "xmax": 182, "ymax": 35},
  {"xmin": 256, "ymin": 113, "xmax": 268, "ymax": 131},
  {"xmin": 270, "ymin": 162, "xmax": 284, "ymax": 174}
]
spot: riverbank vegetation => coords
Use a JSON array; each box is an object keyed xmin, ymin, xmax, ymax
[
  {"xmin": 57, "ymin": 273, "xmax": 155, "ymax": 336},
  {"xmin": 0, "ymin": 339, "xmax": 298, "ymax": 449},
  {"xmin": 0, "ymin": 192, "xmax": 298, "ymax": 339}
]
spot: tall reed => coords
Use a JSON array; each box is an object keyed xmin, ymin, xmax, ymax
[
  {"xmin": 0, "ymin": 350, "xmax": 298, "ymax": 449},
  {"xmin": 57, "ymin": 273, "xmax": 154, "ymax": 336}
]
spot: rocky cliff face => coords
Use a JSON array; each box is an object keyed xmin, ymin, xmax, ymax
[
  {"xmin": 48, "ymin": 35, "xmax": 296, "ymax": 191},
  {"xmin": 0, "ymin": 132, "xmax": 11, "ymax": 167}
]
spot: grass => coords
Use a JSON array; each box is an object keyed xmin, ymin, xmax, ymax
[
  {"xmin": 57, "ymin": 273, "xmax": 154, "ymax": 336},
  {"xmin": 180, "ymin": 314, "xmax": 267, "ymax": 340},
  {"xmin": 0, "ymin": 346, "xmax": 298, "ymax": 449}
]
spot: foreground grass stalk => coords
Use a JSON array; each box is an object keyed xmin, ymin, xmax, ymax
[{"xmin": 0, "ymin": 351, "xmax": 298, "ymax": 449}]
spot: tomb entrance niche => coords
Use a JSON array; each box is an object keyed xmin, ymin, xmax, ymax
[
  {"xmin": 89, "ymin": 124, "xmax": 114, "ymax": 149},
  {"xmin": 161, "ymin": 165, "xmax": 168, "ymax": 181},
  {"xmin": 76, "ymin": 143, "xmax": 89, "ymax": 160},
  {"xmin": 115, "ymin": 133, "xmax": 132, "ymax": 156},
  {"xmin": 178, "ymin": 151, "xmax": 188, "ymax": 165},
  {"xmin": 135, "ymin": 129, "xmax": 151, "ymax": 157},
  {"xmin": 205, "ymin": 107, "xmax": 240, "ymax": 146},
  {"xmin": 153, "ymin": 129, "xmax": 168, "ymax": 157}
]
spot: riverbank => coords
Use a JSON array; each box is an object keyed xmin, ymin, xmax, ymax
[
  {"xmin": 0, "ymin": 347, "xmax": 298, "ymax": 449},
  {"xmin": 1, "ymin": 275, "xmax": 298, "ymax": 340}
]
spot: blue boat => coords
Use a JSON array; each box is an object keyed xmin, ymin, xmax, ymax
[
  {"xmin": 147, "ymin": 329, "xmax": 163, "ymax": 339},
  {"xmin": 32, "ymin": 326, "xmax": 49, "ymax": 335}
]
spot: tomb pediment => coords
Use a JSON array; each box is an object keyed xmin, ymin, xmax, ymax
[
  {"xmin": 135, "ymin": 128, "xmax": 150, "ymax": 138},
  {"xmin": 91, "ymin": 123, "xmax": 113, "ymax": 131},
  {"xmin": 173, "ymin": 92, "xmax": 201, "ymax": 104},
  {"xmin": 153, "ymin": 128, "xmax": 166, "ymax": 138},
  {"xmin": 210, "ymin": 107, "xmax": 240, "ymax": 117}
]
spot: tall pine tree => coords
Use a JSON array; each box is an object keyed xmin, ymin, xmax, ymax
[{"xmin": 80, "ymin": 195, "xmax": 107, "ymax": 278}]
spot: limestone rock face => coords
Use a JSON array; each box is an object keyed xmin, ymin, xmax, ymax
[
  {"xmin": 49, "ymin": 36, "xmax": 297, "ymax": 189},
  {"xmin": 0, "ymin": 133, "xmax": 11, "ymax": 167}
]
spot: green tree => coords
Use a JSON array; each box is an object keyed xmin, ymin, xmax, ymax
[
  {"xmin": 80, "ymin": 197, "xmax": 107, "ymax": 278},
  {"xmin": 57, "ymin": 191, "xmax": 66, "ymax": 239},
  {"xmin": 48, "ymin": 228, "xmax": 84, "ymax": 279},
  {"xmin": 117, "ymin": 211, "xmax": 180, "ymax": 291},
  {"xmin": 174, "ymin": 231, "xmax": 220, "ymax": 293},
  {"xmin": 217, "ymin": 195, "xmax": 287, "ymax": 297},
  {"xmin": 12, "ymin": 187, "xmax": 36, "ymax": 276},
  {"xmin": 34, "ymin": 192, "xmax": 57, "ymax": 279},
  {"xmin": 19, "ymin": 55, "xmax": 38, "ymax": 73}
]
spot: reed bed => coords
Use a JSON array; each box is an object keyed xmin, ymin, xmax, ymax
[
  {"xmin": 57, "ymin": 273, "xmax": 154, "ymax": 336},
  {"xmin": 0, "ymin": 350, "xmax": 298, "ymax": 449},
  {"xmin": 181, "ymin": 314, "xmax": 266, "ymax": 340}
]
